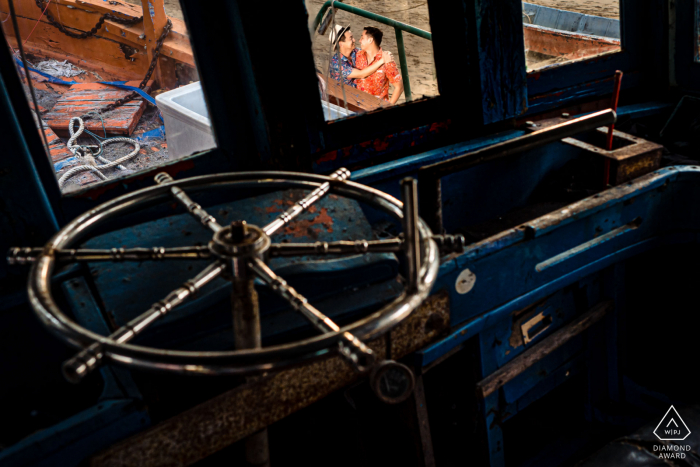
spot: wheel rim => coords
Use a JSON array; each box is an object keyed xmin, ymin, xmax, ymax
[{"xmin": 28, "ymin": 171, "xmax": 440, "ymax": 375}]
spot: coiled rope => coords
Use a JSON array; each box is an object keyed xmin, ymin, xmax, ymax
[{"xmin": 58, "ymin": 117, "xmax": 140, "ymax": 189}]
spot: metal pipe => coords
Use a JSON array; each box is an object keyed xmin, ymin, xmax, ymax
[
  {"xmin": 62, "ymin": 262, "xmax": 225, "ymax": 383},
  {"xmin": 263, "ymin": 168, "xmax": 350, "ymax": 236},
  {"xmin": 229, "ymin": 245, "xmax": 270, "ymax": 467},
  {"xmin": 154, "ymin": 172, "xmax": 222, "ymax": 233},
  {"xmin": 395, "ymin": 27, "xmax": 411, "ymax": 101},
  {"xmin": 267, "ymin": 238, "xmax": 403, "ymax": 257},
  {"xmin": 417, "ymin": 109, "xmax": 617, "ymax": 233},
  {"xmin": 8, "ymin": 246, "xmax": 212, "ymax": 264},
  {"xmin": 313, "ymin": 1, "xmax": 432, "ymax": 40},
  {"xmin": 249, "ymin": 258, "xmax": 375, "ymax": 371},
  {"xmin": 401, "ymin": 178, "xmax": 421, "ymax": 291}
]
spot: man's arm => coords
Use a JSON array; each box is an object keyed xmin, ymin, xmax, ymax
[
  {"xmin": 347, "ymin": 51, "xmax": 394, "ymax": 79},
  {"xmin": 381, "ymin": 55, "xmax": 404, "ymax": 104},
  {"xmin": 389, "ymin": 79, "xmax": 404, "ymax": 104}
]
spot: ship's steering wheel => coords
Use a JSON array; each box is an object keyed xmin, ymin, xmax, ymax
[{"xmin": 9, "ymin": 169, "xmax": 453, "ymax": 403}]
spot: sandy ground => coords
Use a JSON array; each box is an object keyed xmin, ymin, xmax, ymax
[{"xmin": 528, "ymin": 0, "xmax": 619, "ymax": 20}]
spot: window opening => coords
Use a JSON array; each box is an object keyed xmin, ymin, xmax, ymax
[
  {"xmin": 1, "ymin": 0, "xmax": 216, "ymax": 194},
  {"xmin": 305, "ymin": 0, "xmax": 439, "ymax": 121},
  {"xmin": 523, "ymin": 0, "xmax": 621, "ymax": 72}
]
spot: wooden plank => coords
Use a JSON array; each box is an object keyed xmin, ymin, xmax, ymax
[
  {"xmin": 43, "ymin": 80, "xmax": 152, "ymax": 135},
  {"xmin": 41, "ymin": 123, "xmax": 72, "ymax": 163},
  {"xmin": 161, "ymin": 18, "xmax": 195, "ymax": 67},
  {"xmin": 319, "ymin": 74, "xmax": 389, "ymax": 113},
  {"xmin": 475, "ymin": 300, "xmax": 613, "ymax": 400}
]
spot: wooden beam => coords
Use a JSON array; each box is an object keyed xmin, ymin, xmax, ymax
[
  {"xmin": 140, "ymin": 0, "xmax": 177, "ymax": 89},
  {"xmin": 475, "ymin": 300, "xmax": 613, "ymax": 400},
  {"xmin": 320, "ymin": 74, "xmax": 389, "ymax": 113},
  {"xmin": 0, "ymin": 0, "xmax": 148, "ymax": 77}
]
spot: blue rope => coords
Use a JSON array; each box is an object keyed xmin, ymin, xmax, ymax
[{"xmin": 14, "ymin": 57, "xmax": 157, "ymax": 105}]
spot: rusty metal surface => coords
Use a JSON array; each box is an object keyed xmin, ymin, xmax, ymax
[
  {"xmin": 89, "ymin": 291, "xmax": 450, "ymax": 467},
  {"xmin": 562, "ymin": 127, "xmax": 663, "ymax": 185}
]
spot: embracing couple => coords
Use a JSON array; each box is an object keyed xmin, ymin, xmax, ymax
[{"xmin": 328, "ymin": 25, "xmax": 404, "ymax": 105}]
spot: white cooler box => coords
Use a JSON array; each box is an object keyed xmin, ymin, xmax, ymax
[{"xmin": 156, "ymin": 82, "xmax": 217, "ymax": 159}]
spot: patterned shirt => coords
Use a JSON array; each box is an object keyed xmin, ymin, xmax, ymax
[
  {"xmin": 355, "ymin": 48, "xmax": 402, "ymax": 101},
  {"xmin": 329, "ymin": 48, "xmax": 360, "ymax": 87}
]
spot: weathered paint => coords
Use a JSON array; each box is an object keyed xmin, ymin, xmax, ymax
[{"xmin": 524, "ymin": 24, "xmax": 620, "ymax": 61}]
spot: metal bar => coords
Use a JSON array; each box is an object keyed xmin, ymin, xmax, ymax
[
  {"xmin": 267, "ymin": 238, "xmax": 403, "ymax": 257},
  {"xmin": 417, "ymin": 110, "xmax": 617, "ymax": 233},
  {"xmin": 313, "ymin": 1, "xmax": 432, "ymax": 40},
  {"xmin": 228, "ymin": 232, "xmax": 270, "ymax": 467},
  {"xmin": 7, "ymin": 246, "xmax": 212, "ymax": 264},
  {"xmin": 154, "ymin": 172, "xmax": 222, "ymax": 233},
  {"xmin": 401, "ymin": 178, "xmax": 421, "ymax": 291},
  {"xmin": 249, "ymin": 258, "xmax": 375, "ymax": 371},
  {"xmin": 263, "ymin": 168, "xmax": 351, "ymax": 236},
  {"xmin": 62, "ymin": 262, "xmax": 225, "ymax": 383},
  {"xmin": 395, "ymin": 27, "xmax": 412, "ymax": 101}
]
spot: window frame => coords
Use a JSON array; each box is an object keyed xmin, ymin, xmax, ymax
[
  {"xmin": 525, "ymin": 0, "xmax": 669, "ymax": 115},
  {"xmin": 1, "ymin": 0, "xmax": 671, "ymax": 224}
]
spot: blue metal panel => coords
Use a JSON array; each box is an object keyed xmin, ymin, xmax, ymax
[
  {"xmin": 522, "ymin": 3, "xmax": 620, "ymax": 39},
  {"xmin": 0, "ymin": 400, "xmax": 148, "ymax": 467},
  {"xmin": 419, "ymin": 167, "xmax": 700, "ymax": 368},
  {"xmin": 79, "ymin": 190, "xmax": 399, "ymax": 348}
]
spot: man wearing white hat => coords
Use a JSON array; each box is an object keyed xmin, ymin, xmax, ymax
[{"xmin": 328, "ymin": 24, "xmax": 393, "ymax": 88}]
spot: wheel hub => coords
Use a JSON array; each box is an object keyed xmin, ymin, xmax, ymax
[{"xmin": 209, "ymin": 221, "xmax": 271, "ymax": 259}]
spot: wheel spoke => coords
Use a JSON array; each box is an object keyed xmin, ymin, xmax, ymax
[
  {"xmin": 8, "ymin": 246, "xmax": 211, "ymax": 264},
  {"xmin": 263, "ymin": 168, "xmax": 351, "ymax": 236},
  {"xmin": 155, "ymin": 172, "xmax": 222, "ymax": 233},
  {"xmin": 62, "ymin": 261, "xmax": 226, "ymax": 383},
  {"xmin": 249, "ymin": 257, "xmax": 375, "ymax": 371},
  {"xmin": 268, "ymin": 238, "xmax": 403, "ymax": 257}
]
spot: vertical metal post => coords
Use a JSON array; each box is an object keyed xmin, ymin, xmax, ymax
[
  {"xmin": 229, "ymin": 221, "xmax": 270, "ymax": 467},
  {"xmin": 395, "ymin": 27, "xmax": 412, "ymax": 101},
  {"xmin": 417, "ymin": 171, "xmax": 443, "ymax": 235},
  {"xmin": 401, "ymin": 178, "xmax": 420, "ymax": 291}
]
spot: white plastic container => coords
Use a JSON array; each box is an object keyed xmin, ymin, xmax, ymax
[{"xmin": 156, "ymin": 81, "xmax": 216, "ymax": 159}]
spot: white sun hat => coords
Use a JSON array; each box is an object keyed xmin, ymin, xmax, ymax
[{"xmin": 329, "ymin": 24, "xmax": 351, "ymax": 45}]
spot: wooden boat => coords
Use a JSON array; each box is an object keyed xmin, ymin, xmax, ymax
[
  {"xmin": 522, "ymin": 3, "xmax": 621, "ymax": 67},
  {"xmin": 0, "ymin": 0, "xmax": 195, "ymax": 189}
]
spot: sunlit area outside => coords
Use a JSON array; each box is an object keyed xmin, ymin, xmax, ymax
[
  {"xmin": 524, "ymin": 0, "xmax": 621, "ymax": 72},
  {"xmin": 305, "ymin": 0, "xmax": 439, "ymax": 121},
  {"xmin": 0, "ymin": 0, "xmax": 215, "ymax": 193}
]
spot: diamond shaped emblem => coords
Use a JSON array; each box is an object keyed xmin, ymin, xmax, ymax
[{"xmin": 654, "ymin": 406, "xmax": 691, "ymax": 441}]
